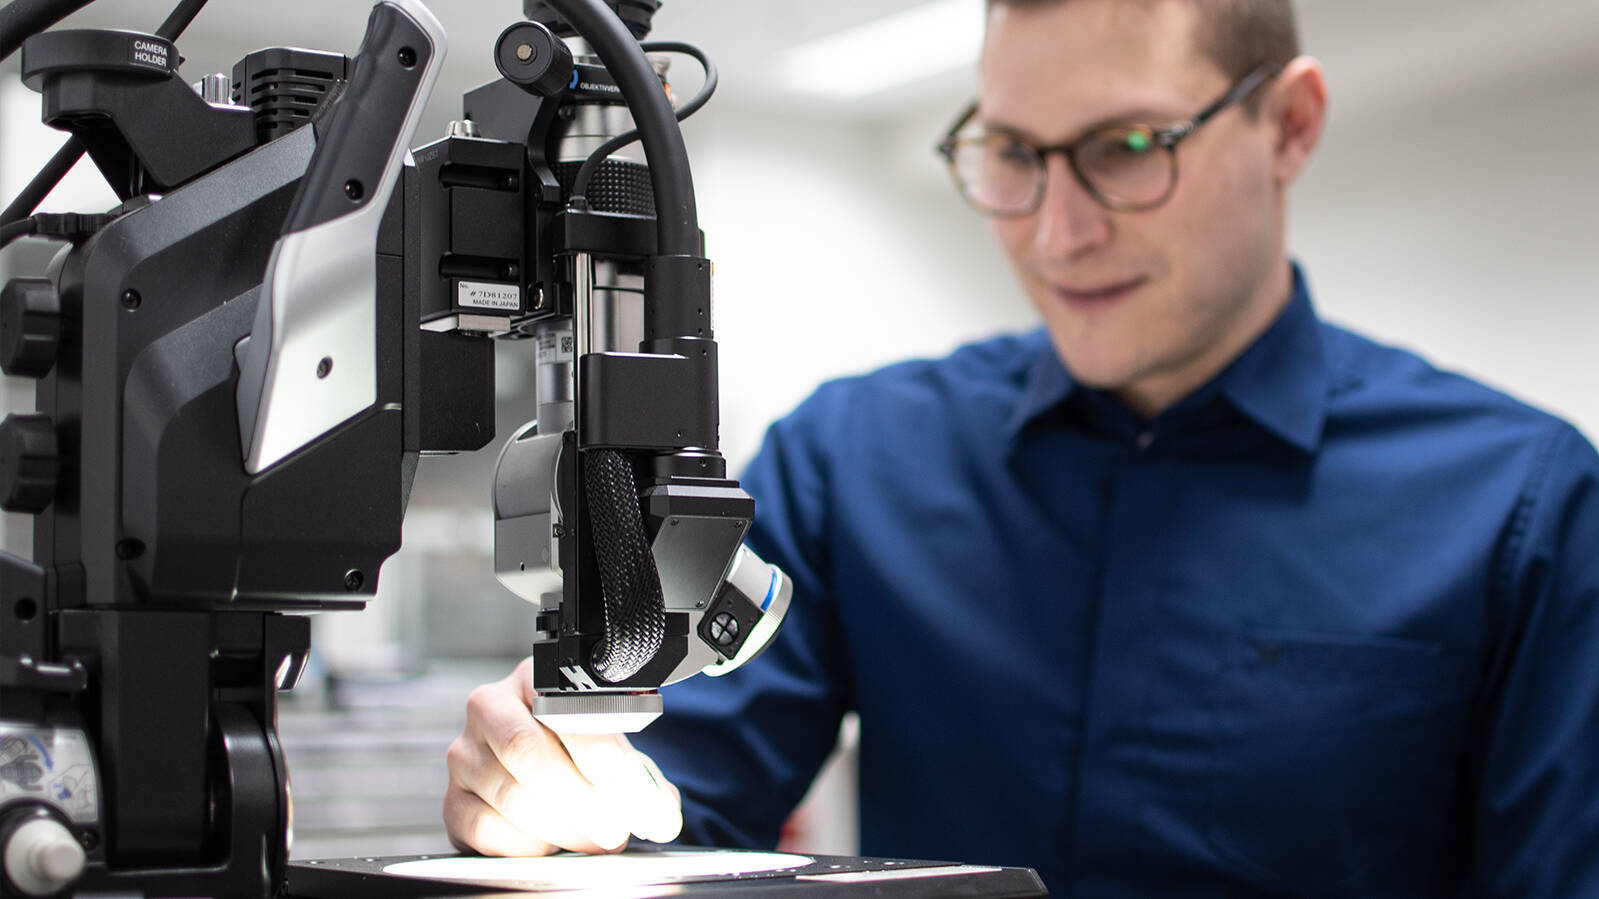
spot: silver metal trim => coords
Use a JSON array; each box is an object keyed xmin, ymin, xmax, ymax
[
  {"xmin": 494, "ymin": 420, "xmax": 565, "ymax": 605},
  {"xmin": 590, "ymin": 259, "xmax": 644, "ymax": 354},
  {"xmin": 236, "ymin": 0, "xmax": 446, "ymax": 474},
  {"xmin": 419, "ymin": 313, "xmax": 514, "ymax": 334},
  {"xmin": 530, "ymin": 691, "xmax": 663, "ymax": 735},
  {"xmin": 533, "ymin": 319, "xmax": 574, "ymax": 434},
  {"xmin": 192, "ymin": 72, "xmax": 241, "ymax": 108},
  {"xmin": 574, "ymin": 252, "xmax": 595, "ymax": 354}
]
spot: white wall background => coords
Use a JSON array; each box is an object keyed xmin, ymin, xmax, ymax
[{"xmin": 1290, "ymin": 9, "xmax": 1599, "ymax": 440}]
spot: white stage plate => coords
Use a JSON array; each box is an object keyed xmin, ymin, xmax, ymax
[{"xmin": 383, "ymin": 850, "xmax": 814, "ymax": 890}]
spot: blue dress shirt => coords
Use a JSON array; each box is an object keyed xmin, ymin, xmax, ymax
[{"xmin": 633, "ymin": 266, "xmax": 1599, "ymax": 897}]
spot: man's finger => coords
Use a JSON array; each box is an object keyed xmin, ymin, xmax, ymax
[
  {"xmin": 561, "ymin": 733, "xmax": 683, "ymax": 844},
  {"xmin": 443, "ymin": 787, "xmax": 553, "ymax": 857},
  {"xmin": 461, "ymin": 682, "xmax": 633, "ymax": 851},
  {"xmin": 630, "ymin": 749, "xmax": 684, "ymax": 843},
  {"xmin": 450, "ymin": 730, "xmax": 627, "ymax": 853}
]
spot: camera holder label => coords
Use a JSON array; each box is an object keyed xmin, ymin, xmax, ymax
[{"xmin": 130, "ymin": 38, "xmax": 171, "ymax": 72}]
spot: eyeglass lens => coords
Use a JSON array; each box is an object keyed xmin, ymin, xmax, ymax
[{"xmin": 949, "ymin": 125, "xmax": 1176, "ymax": 215}]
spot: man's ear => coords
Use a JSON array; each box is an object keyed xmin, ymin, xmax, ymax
[{"xmin": 1267, "ymin": 56, "xmax": 1328, "ymax": 184}]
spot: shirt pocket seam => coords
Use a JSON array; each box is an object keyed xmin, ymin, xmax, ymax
[{"xmin": 1203, "ymin": 628, "xmax": 1471, "ymax": 893}]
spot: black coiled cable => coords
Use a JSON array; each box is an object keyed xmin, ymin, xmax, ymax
[{"xmin": 569, "ymin": 40, "xmax": 717, "ymax": 208}]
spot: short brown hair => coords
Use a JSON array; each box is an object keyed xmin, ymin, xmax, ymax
[{"xmin": 988, "ymin": 0, "xmax": 1300, "ymax": 85}]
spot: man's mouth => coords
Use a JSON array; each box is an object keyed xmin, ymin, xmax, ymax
[{"xmin": 1052, "ymin": 276, "xmax": 1147, "ymax": 305}]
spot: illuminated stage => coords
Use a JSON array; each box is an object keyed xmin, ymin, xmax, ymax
[{"xmin": 287, "ymin": 847, "xmax": 1047, "ymax": 896}]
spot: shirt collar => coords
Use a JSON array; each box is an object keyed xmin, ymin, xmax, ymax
[
  {"xmin": 1215, "ymin": 263, "xmax": 1328, "ymax": 453},
  {"xmin": 1003, "ymin": 329, "xmax": 1076, "ymax": 443},
  {"xmin": 1004, "ymin": 262, "xmax": 1329, "ymax": 454}
]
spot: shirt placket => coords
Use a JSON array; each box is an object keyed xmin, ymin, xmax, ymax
[{"xmin": 1070, "ymin": 430, "xmax": 1173, "ymax": 894}]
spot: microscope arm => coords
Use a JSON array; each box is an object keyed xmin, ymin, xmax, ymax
[{"xmin": 235, "ymin": 0, "xmax": 445, "ymax": 474}]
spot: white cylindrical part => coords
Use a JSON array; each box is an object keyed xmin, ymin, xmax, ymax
[{"xmin": 4, "ymin": 817, "xmax": 86, "ymax": 897}]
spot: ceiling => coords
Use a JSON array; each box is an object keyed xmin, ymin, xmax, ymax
[
  {"xmin": 4, "ymin": 0, "xmax": 1596, "ymax": 138},
  {"xmin": 4, "ymin": 0, "xmax": 956, "ymax": 130}
]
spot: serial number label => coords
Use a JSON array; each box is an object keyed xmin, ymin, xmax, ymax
[{"xmin": 457, "ymin": 280, "xmax": 521, "ymax": 311}]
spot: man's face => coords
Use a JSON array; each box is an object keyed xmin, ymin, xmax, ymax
[{"xmin": 980, "ymin": 0, "xmax": 1288, "ymax": 415}]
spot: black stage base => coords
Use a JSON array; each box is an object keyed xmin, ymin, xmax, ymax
[{"xmin": 287, "ymin": 847, "xmax": 1048, "ymax": 897}]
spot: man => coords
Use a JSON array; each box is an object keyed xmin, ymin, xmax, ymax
[{"xmin": 444, "ymin": 0, "xmax": 1599, "ymax": 894}]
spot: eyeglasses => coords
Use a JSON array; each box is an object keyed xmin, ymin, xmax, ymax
[{"xmin": 936, "ymin": 64, "xmax": 1280, "ymax": 217}]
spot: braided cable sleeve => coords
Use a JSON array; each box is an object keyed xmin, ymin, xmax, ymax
[{"xmin": 583, "ymin": 449, "xmax": 666, "ymax": 683}]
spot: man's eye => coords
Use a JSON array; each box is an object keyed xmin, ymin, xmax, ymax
[
  {"xmin": 1113, "ymin": 128, "xmax": 1155, "ymax": 155},
  {"xmin": 995, "ymin": 140, "xmax": 1035, "ymax": 165}
]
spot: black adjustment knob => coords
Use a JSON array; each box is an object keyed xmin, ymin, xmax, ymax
[
  {"xmin": 494, "ymin": 21, "xmax": 574, "ymax": 97},
  {"xmin": 0, "ymin": 415, "xmax": 61, "ymax": 514},
  {"xmin": 0, "ymin": 279, "xmax": 62, "ymax": 379}
]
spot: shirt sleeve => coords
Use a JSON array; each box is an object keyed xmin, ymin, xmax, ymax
[
  {"xmin": 1473, "ymin": 422, "xmax": 1599, "ymax": 896},
  {"xmin": 631, "ymin": 381, "xmax": 856, "ymax": 849}
]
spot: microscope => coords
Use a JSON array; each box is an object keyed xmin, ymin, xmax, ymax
[{"xmin": 0, "ymin": 0, "xmax": 791, "ymax": 894}]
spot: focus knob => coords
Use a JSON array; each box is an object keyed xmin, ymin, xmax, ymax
[
  {"xmin": 0, "ymin": 415, "xmax": 61, "ymax": 514},
  {"xmin": 0, "ymin": 278, "xmax": 62, "ymax": 379},
  {"xmin": 494, "ymin": 21, "xmax": 574, "ymax": 97},
  {"xmin": 3, "ymin": 816, "xmax": 86, "ymax": 897}
]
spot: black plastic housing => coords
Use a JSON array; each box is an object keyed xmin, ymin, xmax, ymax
[
  {"xmin": 231, "ymin": 47, "xmax": 350, "ymax": 143},
  {"xmin": 20, "ymin": 29, "xmax": 257, "ymax": 197},
  {"xmin": 414, "ymin": 135, "xmax": 530, "ymax": 325}
]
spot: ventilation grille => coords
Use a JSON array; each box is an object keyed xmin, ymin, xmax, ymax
[{"xmin": 230, "ymin": 48, "xmax": 350, "ymax": 143}]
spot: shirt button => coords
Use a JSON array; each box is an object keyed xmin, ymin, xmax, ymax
[{"xmin": 1134, "ymin": 431, "xmax": 1154, "ymax": 451}]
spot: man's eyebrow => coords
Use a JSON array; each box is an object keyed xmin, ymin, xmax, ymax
[{"xmin": 979, "ymin": 108, "xmax": 1185, "ymax": 146}]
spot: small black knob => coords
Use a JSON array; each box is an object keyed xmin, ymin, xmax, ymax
[
  {"xmin": 494, "ymin": 21, "xmax": 574, "ymax": 98},
  {"xmin": 0, "ymin": 415, "xmax": 61, "ymax": 514},
  {"xmin": 0, "ymin": 279, "xmax": 62, "ymax": 379}
]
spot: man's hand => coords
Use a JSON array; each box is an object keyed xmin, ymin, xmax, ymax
[{"xmin": 443, "ymin": 657, "xmax": 683, "ymax": 856}]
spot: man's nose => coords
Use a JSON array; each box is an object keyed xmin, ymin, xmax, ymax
[{"xmin": 1033, "ymin": 154, "xmax": 1110, "ymax": 258}]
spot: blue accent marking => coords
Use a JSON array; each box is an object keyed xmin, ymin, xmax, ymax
[
  {"xmin": 760, "ymin": 570, "xmax": 778, "ymax": 612},
  {"xmin": 569, "ymin": 69, "xmax": 580, "ymax": 90},
  {"xmin": 26, "ymin": 735, "xmax": 52, "ymax": 770}
]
